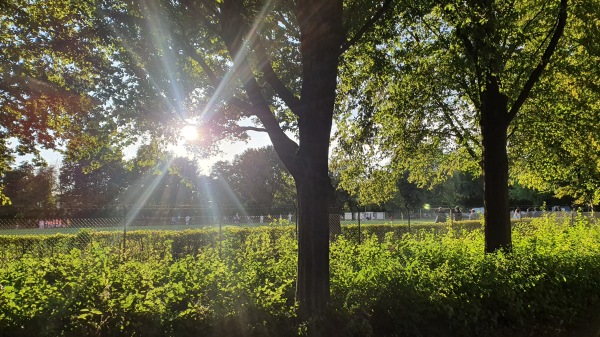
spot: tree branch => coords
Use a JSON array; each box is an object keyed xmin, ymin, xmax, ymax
[
  {"xmin": 253, "ymin": 36, "xmax": 302, "ymax": 114},
  {"xmin": 439, "ymin": 101, "xmax": 480, "ymax": 161},
  {"xmin": 233, "ymin": 125, "xmax": 267, "ymax": 133},
  {"xmin": 507, "ymin": 0, "xmax": 568, "ymax": 123},
  {"xmin": 456, "ymin": 28, "xmax": 483, "ymax": 87},
  {"xmin": 220, "ymin": 0, "xmax": 300, "ymax": 173},
  {"xmin": 340, "ymin": 0, "xmax": 396, "ymax": 53},
  {"xmin": 173, "ymin": 33, "xmax": 265, "ymax": 117}
]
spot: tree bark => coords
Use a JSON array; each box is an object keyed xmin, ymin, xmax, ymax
[
  {"xmin": 480, "ymin": 78, "xmax": 512, "ymax": 253},
  {"xmin": 291, "ymin": 0, "xmax": 343, "ymax": 317},
  {"xmin": 220, "ymin": 0, "xmax": 344, "ymax": 317},
  {"xmin": 295, "ymin": 168, "xmax": 331, "ymax": 316}
]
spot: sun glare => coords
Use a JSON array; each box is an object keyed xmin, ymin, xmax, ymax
[{"xmin": 180, "ymin": 125, "xmax": 199, "ymax": 141}]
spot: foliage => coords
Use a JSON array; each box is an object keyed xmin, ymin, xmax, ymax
[
  {"xmin": 335, "ymin": 0, "xmax": 576, "ymax": 192},
  {"xmin": 0, "ymin": 0, "xmax": 121, "ymax": 179},
  {"xmin": 211, "ymin": 146, "xmax": 296, "ymax": 213},
  {"xmin": 58, "ymin": 146, "xmax": 129, "ymax": 214},
  {"xmin": 510, "ymin": 0, "xmax": 600, "ymax": 207},
  {"xmin": 2, "ymin": 217, "xmax": 600, "ymax": 336},
  {"xmin": 0, "ymin": 163, "xmax": 56, "ymax": 217}
]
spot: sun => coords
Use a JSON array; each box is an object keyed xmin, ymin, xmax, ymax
[{"xmin": 180, "ymin": 124, "xmax": 199, "ymax": 141}]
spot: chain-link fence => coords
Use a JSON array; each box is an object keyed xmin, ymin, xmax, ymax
[{"xmin": 1, "ymin": 208, "xmax": 598, "ymax": 261}]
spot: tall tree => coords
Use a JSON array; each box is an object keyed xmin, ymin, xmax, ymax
[
  {"xmin": 95, "ymin": 0, "xmax": 395, "ymax": 314},
  {"xmin": 0, "ymin": 0, "xmax": 120, "ymax": 188},
  {"xmin": 510, "ymin": 0, "xmax": 600, "ymax": 210},
  {"xmin": 335, "ymin": 0, "xmax": 570, "ymax": 252}
]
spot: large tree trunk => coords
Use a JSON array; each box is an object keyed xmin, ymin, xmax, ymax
[
  {"xmin": 295, "ymin": 167, "xmax": 331, "ymax": 316},
  {"xmin": 480, "ymin": 79, "xmax": 512, "ymax": 253},
  {"xmin": 292, "ymin": 0, "xmax": 343, "ymax": 317}
]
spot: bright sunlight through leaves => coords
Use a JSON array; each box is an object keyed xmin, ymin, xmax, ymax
[{"xmin": 180, "ymin": 125, "xmax": 199, "ymax": 141}]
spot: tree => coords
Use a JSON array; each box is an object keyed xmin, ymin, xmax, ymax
[
  {"xmin": 120, "ymin": 145, "xmax": 202, "ymax": 218},
  {"xmin": 58, "ymin": 145, "xmax": 129, "ymax": 217},
  {"xmin": 211, "ymin": 146, "xmax": 296, "ymax": 213},
  {"xmin": 0, "ymin": 162, "xmax": 56, "ymax": 218},
  {"xmin": 0, "ymin": 0, "xmax": 120, "ymax": 189},
  {"xmin": 6, "ymin": 0, "xmax": 395, "ymax": 314},
  {"xmin": 95, "ymin": 0, "xmax": 395, "ymax": 315},
  {"xmin": 510, "ymin": 0, "xmax": 600, "ymax": 210},
  {"xmin": 335, "ymin": 0, "xmax": 570, "ymax": 252}
]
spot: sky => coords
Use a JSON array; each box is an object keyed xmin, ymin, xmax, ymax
[
  {"xmin": 168, "ymin": 129, "xmax": 273, "ymax": 173},
  {"xmin": 15, "ymin": 128, "xmax": 273, "ymax": 175},
  {"xmin": 17, "ymin": 122, "xmax": 336, "ymax": 175}
]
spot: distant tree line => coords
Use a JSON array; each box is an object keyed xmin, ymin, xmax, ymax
[
  {"xmin": 0, "ymin": 146, "xmax": 299, "ymax": 219},
  {"xmin": 1, "ymin": 145, "xmax": 572, "ymax": 219}
]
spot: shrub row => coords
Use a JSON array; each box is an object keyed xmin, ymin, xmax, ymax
[
  {"xmin": 0, "ymin": 221, "xmax": 488, "ymax": 260},
  {"xmin": 1, "ymin": 217, "xmax": 598, "ymax": 336}
]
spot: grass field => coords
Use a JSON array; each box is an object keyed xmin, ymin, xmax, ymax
[{"xmin": 0, "ymin": 218, "xmax": 440, "ymax": 236}]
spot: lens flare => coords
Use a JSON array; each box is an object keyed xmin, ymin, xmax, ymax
[{"xmin": 180, "ymin": 125, "xmax": 199, "ymax": 141}]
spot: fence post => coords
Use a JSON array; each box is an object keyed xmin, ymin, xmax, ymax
[
  {"xmin": 357, "ymin": 209, "xmax": 361, "ymax": 245},
  {"xmin": 122, "ymin": 206, "xmax": 127, "ymax": 254},
  {"xmin": 219, "ymin": 212, "xmax": 222, "ymax": 257},
  {"xmin": 406, "ymin": 205, "xmax": 411, "ymax": 234}
]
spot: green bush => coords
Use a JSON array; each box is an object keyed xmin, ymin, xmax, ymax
[{"xmin": 1, "ymin": 217, "xmax": 599, "ymax": 336}]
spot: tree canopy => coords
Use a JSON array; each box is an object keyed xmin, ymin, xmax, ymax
[
  {"xmin": 333, "ymin": 0, "xmax": 592, "ymax": 251},
  {"xmin": 211, "ymin": 146, "xmax": 296, "ymax": 213}
]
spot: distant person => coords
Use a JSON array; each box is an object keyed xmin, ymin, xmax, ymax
[
  {"xmin": 185, "ymin": 215, "xmax": 191, "ymax": 225},
  {"xmin": 468, "ymin": 209, "xmax": 479, "ymax": 220},
  {"xmin": 513, "ymin": 207, "xmax": 522, "ymax": 220},
  {"xmin": 453, "ymin": 206, "xmax": 463, "ymax": 221},
  {"xmin": 435, "ymin": 207, "xmax": 446, "ymax": 223}
]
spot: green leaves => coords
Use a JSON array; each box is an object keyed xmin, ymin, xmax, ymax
[{"xmin": 2, "ymin": 218, "xmax": 600, "ymax": 335}]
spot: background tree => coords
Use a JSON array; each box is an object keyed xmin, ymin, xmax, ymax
[
  {"xmin": 211, "ymin": 146, "xmax": 295, "ymax": 214},
  {"xmin": 58, "ymin": 144, "xmax": 129, "ymax": 217},
  {"xmin": 335, "ymin": 0, "xmax": 571, "ymax": 252},
  {"xmin": 0, "ymin": 163, "xmax": 56, "ymax": 218},
  {"xmin": 119, "ymin": 145, "xmax": 204, "ymax": 218}
]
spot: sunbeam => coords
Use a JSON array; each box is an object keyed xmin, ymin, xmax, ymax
[
  {"xmin": 197, "ymin": 176, "xmax": 221, "ymax": 224},
  {"xmin": 215, "ymin": 172, "xmax": 249, "ymax": 220},
  {"xmin": 199, "ymin": 0, "xmax": 276, "ymax": 121},
  {"xmin": 143, "ymin": 0, "xmax": 185, "ymax": 119},
  {"xmin": 121, "ymin": 155, "xmax": 176, "ymax": 227}
]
